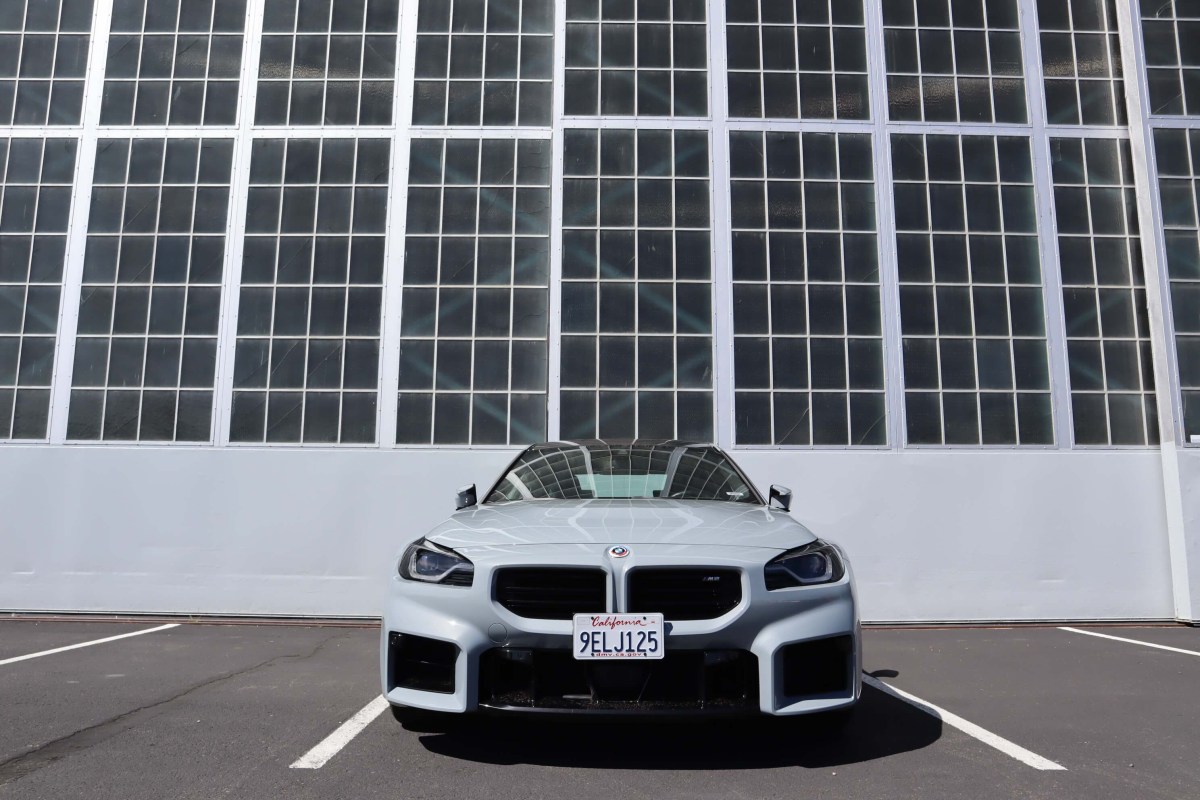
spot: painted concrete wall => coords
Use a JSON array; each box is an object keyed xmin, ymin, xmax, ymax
[
  {"xmin": 0, "ymin": 447, "xmax": 1175, "ymax": 622},
  {"xmin": 1168, "ymin": 448, "xmax": 1200, "ymax": 619}
]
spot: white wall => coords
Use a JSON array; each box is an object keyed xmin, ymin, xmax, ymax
[{"xmin": 0, "ymin": 447, "xmax": 1176, "ymax": 622}]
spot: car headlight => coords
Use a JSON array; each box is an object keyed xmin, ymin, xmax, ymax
[
  {"xmin": 765, "ymin": 541, "xmax": 845, "ymax": 589},
  {"xmin": 398, "ymin": 539, "xmax": 474, "ymax": 586}
]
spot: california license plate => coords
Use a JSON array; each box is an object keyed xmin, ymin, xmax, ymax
[{"xmin": 573, "ymin": 613, "xmax": 665, "ymax": 660}]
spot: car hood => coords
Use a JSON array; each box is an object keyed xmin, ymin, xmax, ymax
[{"xmin": 424, "ymin": 499, "xmax": 817, "ymax": 552}]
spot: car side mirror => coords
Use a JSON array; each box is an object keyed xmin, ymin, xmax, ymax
[
  {"xmin": 455, "ymin": 484, "xmax": 477, "ymax": 511},
  {"xmin": 769, "ymin": 485, "xmax": 792, "ymax": 512}
]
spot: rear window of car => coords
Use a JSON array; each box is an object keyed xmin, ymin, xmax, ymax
[{"xmin": 485, "ymin": 444, "xmax": 759, "ymax": 504}]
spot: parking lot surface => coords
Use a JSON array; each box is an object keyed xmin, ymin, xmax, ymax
[{"xmin": 0, "ymin": 619, "xmax": 1197, "ymax": 799}]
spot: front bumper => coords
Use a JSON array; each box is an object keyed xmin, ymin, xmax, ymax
[{"xmin": 380, "ymin": 547, "xmax": 861, "ymax": 716}]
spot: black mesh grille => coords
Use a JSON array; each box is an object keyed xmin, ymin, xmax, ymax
[
  {"xmin": 480, "ymin": 648, "xmax": 759, "ymax": 713},
  {"xmin": 494, "ymin": 567, "xmax": 607, "ymax": 620},
  {"xmin": 627, "ymin": 568, "xmax": 742, "ymax": 620}
]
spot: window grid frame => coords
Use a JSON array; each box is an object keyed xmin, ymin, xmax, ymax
[
  {"xmin": 882, "ymin": 0, "xmax": 1031, "ymax": 125},
  {"xmin": 254, "ymin": 0, "xmax": 400, "ymax": 128},
  {"xmin": 0, "ymin": 0, "xmax": 96, "ymax": 127},
  {"xmin": 724, "ymin": 0, "xmax": 871, "ymax": 122},
  {"xmin": 892, "ymin": 131, "xmax": 1057, "ymax": 447},
  {"xmin": 0, "ymin": 136, "xmax": 78, "ymax": 442},
  {"xmin": 410, "ymin": 0, "xmax": 556, "ymax": 128},
  {"xmin": 396, "ymin": 135, "xmax": 553, "ymax": 446},
  {"xmin": 1050, "ymin": 134, "xmax": 1159, "ymax": 447},
  {"xmin": 558, "ymin": 124, "xmax": 717, "ymax": 442},
  {"xmin": 228, "ymin": 135, "xmax": 391, "ymax": 446},
  {"xmin": 66, "ymin": 136, "xmax": 235, "ymax": 443},
  {"xmin": 728, "ymin": 129, "xmax": 888, "ymax": 448},
  {"xmin": 1108, "ymin": 0, "xmax": 1195, "ymax": 450},
  {"xmin": 0, "ymin": 0, "xmax": 1189, "ymax": 453},
  {"xmin": 1139, "ymin": 0, "xmax": 1200, "ymax": 118},
  {"xmin": 1150, "ymin": 125, "xmax": 1200, "ymax": 442},
  {"xmin": 1035, "ymin": 0, "xmax": 1128, "ymax": 127},
  {"xmin": 562, "ymin": 0, "xmax": 711, "ymax": 119},
  {"xmin": 100, "ymin": 0, "xmax": 248, "ymax": 128}
]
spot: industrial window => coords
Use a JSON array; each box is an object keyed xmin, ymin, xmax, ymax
[
  {"xmin": 728, "ymin": 131, "xmax": 886, "ymax": 446},
  {"xmin": 1036, "ymin": 0, "xmax": 1126, "ymax": 126},
  {"xmin": 1051, "ymin": 137, "xmax": 1157, "ymax": 446},
  {"xmin": 0, "ymin": 138, "xmax": 76, "ymax": 440},
  {"xmin": 563, "ymin": 0, "xmax": 709, "ymax": 117},
  {"xmin": 1153, "ymin": 128, "xmax": 1200, "ymax": 440},
  {"xmin": 1141, "ymin": 0, "xmax": 1200, "ymax": 116},
  {"xmin": 560, "ymin": 128, "xmax": 714, "ymax": 440},
  {"xmin": 0, "ymin": 0, "xmax": 93, "ymax": 126},
  {"xmin": 232, "ymin": 138, "xmax": 389, "ymax": 444},
  {"xmin": 892, "ymin": 133, "xmax": 1053, "ymax": 445},
  {"xmin": 101, "ymin": 0, "xmax": 246, "ymax": 126},
  {"xmin": 397, "ymin": 137, "xmax": 551, "ymax": 445},
  {"xmin": 256, "ymin": 0, "xmax": 399, "ymax": 126},
  {"xmin": 725, "ymin": 0, "xmax": 869, "ymax": 120},
  {"xmin": 68, "ymin": 138, "xmax": 233, "ymax": 442},
  {"xmin": 411, "ymin": 0, "xmax": 554, "ymax": 127},
  {"xmin": 883, "ymin": 0, "xmax": 1028, "ymax": 124}
]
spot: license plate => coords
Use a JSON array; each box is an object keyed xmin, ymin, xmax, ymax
[{"xmin": 572, "ymin": 613, "xmax": 665, "ymax": 660}]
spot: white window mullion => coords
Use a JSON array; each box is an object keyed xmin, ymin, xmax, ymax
[
  {"xmin": 546, "ymin": 0, "xmax": 569, "ymax": 442},
  {"xmin": 378, "ymin": 0, "xmax": 422, "ymax": 448},
  {"xmin": 212, "ymin": 0, "xmax": 264, "ymax": 446},
  {"xmin": 1114, "ymin": 0, "xmax": 1187, "ymax": 447},
  {"xmin": 48, "ymin": 0, "xmax": 114, "ymax": 444},
  {"xmin": 1020, "ymin": 0, "xmax": 1074, "ymax": 448},
  {"xmin": 865, "ymin": 0, "xmax": 906, "ymax": 450},
  {"xmin": 706, "ymin": 0, "xmax": 734, "ymax": 449}
]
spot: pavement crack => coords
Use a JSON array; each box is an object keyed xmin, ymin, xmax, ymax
[{"xmin": 0, "ymin": 632, "xmax": 344, "ymax": 787}]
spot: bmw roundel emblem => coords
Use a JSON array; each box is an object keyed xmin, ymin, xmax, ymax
[{"xmin": 608, "ymin": 546, "xmax": 630, "ymax": 558}]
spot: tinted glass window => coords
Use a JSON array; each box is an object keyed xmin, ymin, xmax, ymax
[{"xmin": 486, "ymin": 442, "xmax": 758, "ymax": 502}]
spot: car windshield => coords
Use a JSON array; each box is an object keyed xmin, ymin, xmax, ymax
[{"xmin": 485, "ymin": 443, "xmax": 760, "ymax": 504}]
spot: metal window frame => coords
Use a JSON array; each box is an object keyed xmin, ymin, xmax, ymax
[
  {"xmin": 1113, "ymin": 0, "xmax": 1191, "ymax": 450},
  {"xmin": 99, "ymin": 0, "xmax": 248, "ymax": 128},
  {"xmin": 66, "ymin": 134, "xmax": 235, "ymax": 444},
  {"xmin": 1034, "ymin": 0, "xmax": 1128, "ymax": 127},
  {"xmin": 561, "ymin": 0, "xmax": 711, "ymax": 119},
  {"xmin": 409, "ymin": 0, "xmax": 557, "ymax": 128},
  {"xmin": 0, "ymin": 0, "xmax": 95, "ymax": 128},
  {"xmin": 1046, "ymin": 133, "xmax": 1160, "ymax": 447},
  {"xmin": 0, "ymin": 0, "xmax": 1186, "ymax": 453},
  {"xmin": 0, "ymin": 135, "xmax": 79, "ymax": 441},
  {"xmin": 724, "ymin": 128, "xmax": 889, "ymax": 448},
  {"xmin": 394, "ymin": 135, "xmax": 554, "ymax": 447}
]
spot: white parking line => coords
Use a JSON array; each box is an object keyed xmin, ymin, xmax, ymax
[
  {"xmin": 1059, "ymin": 626, "xmax": 1200, "ymax": 658},
  {"xmin": 862, "ymin": 675, "xmax": 1066, "ymax": 771},
  {"xmin": 0, "ymin": 623, "xmax": 180, "ymax": 666},
  {"xmin": 290, "ymin": 696, "xmax": 390, "ymax": 770}
]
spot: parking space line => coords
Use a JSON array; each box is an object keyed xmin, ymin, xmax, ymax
[
  {"xmin": 290, "ymin": 695, "xmax": 390, "ymax": 770},
  {"xmin": 862, "ymin": 675, "xmax": 1066, "ymax": 771},
  {"xmin": 0, "ymin": 623, "xmax": 180, "ymax": 666},
  {"xmin": 1059, "ymin": 626, "xmax": 1200, "ymax": 658}
]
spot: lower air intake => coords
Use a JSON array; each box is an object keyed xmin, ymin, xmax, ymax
[
  {"xmin": 389, "ymin": 632, "xmax": 457, "ymax": 694},
  {"xmin": 479, "ymin": 648, "xmax": 758, "ymax": 713},
  {"xmin": 778, "ymin": 635, "xmax": 853, "ymax": 699}
]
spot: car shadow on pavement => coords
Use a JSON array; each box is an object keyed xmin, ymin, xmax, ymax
[{"xmin": 411, "ymin": 680, "xmax": 941, "ymax": 769}]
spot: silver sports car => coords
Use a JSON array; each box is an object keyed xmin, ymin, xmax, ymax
[{"xmin": 381, "ymin": 440, "xmax": 860, "ymax": 718}]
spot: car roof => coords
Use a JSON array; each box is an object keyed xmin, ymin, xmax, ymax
[{"xmin": 529, "ymin": 439, "xmax": 717, "ymax": 450}]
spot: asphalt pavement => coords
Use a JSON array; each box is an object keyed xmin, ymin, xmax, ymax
[{"xmin": 0, "ymin": 619, "xmax": 1197, "ymax": 799}]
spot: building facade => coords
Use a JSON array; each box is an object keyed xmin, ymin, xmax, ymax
[{"xmin": 0, "ymin": 0, "xmax": 1197, "ymax": 622}]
